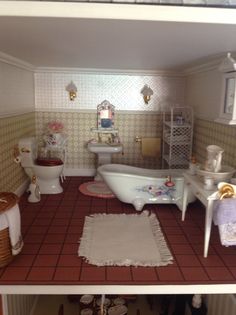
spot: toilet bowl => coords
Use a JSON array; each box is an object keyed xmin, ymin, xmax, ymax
[
  {"xmin": 19, "ymin": 137, "xmax": 64, "ymax": 194},
  {"xmin": 24, "ymin": 164, "xmax": 64, "ymax": 194}
]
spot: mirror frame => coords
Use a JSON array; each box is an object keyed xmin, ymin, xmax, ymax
[
  {"xmin": 97, "ymin": 100, "xmax": 115, "ymax": 130},
  {"xmin": 216, "ymin": 72, "xmax": 236, "ymax": 125}
]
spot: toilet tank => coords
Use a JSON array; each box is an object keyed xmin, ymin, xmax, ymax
[{"xmin": 19, "ymin": 137, "xmax": 37, "ymax": 167}]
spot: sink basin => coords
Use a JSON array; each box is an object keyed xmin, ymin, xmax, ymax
[
  {"xmin": 197, "ymin": 165, "xmax": 235, "ymax": 184},
  {"xmin": 87, "ymin": 142, "xmax": 122, "ymax": 154}
]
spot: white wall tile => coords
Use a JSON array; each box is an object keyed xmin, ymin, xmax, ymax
[{"xmin": 35, "ymin": 71, "xmax": 185, "ymax": 111}]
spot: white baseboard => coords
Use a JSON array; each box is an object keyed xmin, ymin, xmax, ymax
[
  {"xmin": 64, "ymin": 168, "xmax": 96, "ymax": 177},
  {"xmin": 14, "ymin": 169, "xmax": 95, "ymax": 197},
  {"xmin": 14, "ymin": 179, "xmax": 30, "ymax": 197}
]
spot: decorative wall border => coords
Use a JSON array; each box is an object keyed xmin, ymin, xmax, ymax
[{"xmin": 0, "ymin": 109, "xmax": 35, "ymax": 119}]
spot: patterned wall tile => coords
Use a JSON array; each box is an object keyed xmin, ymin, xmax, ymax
[
  {"xmin": 193, "ymin": 118, "xmax": 236, "ymax": 169},
  {"xmin": 0, "ymin": 113, "xmax": 35, "ymax": 192},
  {"xmin": 2, "ymin": 110, "xmax": 236, "ymax": 194},
  {"xmin": 35, "ymin": 111, "xmax": 163, "ymax": 170}
]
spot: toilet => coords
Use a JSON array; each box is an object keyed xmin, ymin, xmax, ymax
[{"xmin": 19, "ymin": 137, "xmax": 64, "ymax": 194}]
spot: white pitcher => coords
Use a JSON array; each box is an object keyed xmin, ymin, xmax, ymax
[{"xmin": 205, "ymin": 145, "xmax": 224, "ymax": 173}]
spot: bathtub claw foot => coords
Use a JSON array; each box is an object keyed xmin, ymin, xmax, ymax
[{"xmin": 132, "ymin": 198, "xmax": 145, "ymax": 211}]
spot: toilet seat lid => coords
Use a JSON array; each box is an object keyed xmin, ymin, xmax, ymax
[{"xmin": 36, "ymin": 158, "xmax": 63, "ymax": 166}]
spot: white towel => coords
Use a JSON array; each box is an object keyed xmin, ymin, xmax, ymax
[
  {"xmin": 1, "ymin": 204, "xmax": 24, "ymax": 255},
  {"xmin": 0, "ymin": 213, "xmax": 8, "ymax": 230},
  {"xmin": 218, "ymin": 223, "xmax": 236, "ymax": 247}
]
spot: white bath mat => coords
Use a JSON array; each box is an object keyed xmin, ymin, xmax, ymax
[{"xmin": 78, "ymin": 211, "xmax": 173, "ymax": 267}]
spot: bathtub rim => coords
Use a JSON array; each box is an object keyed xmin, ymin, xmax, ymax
[{"xmin": 98, "ymin": 163, "xmax": 185, "ymax": 181}]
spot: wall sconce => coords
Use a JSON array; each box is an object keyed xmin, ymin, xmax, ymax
[
  {"xmin": 141, "ymin": 85, "xmax": 153, "ymax": 104},
  {"xmin": 66, "ymin": 81, "xmax": 77, "ymax": 101}
]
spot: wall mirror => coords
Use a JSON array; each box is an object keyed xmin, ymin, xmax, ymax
[
  {"xmin": 216, "ymin": 72, "xmax": 236, "ymax": 125},
  {"xmin": 97, "ymin": 100, "xmax": 115, "ymax": 130}
]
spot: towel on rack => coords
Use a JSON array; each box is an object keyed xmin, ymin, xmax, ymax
[
  {"xmin": 218, "ymin": 223, "xmax": 236, "ymax": 246},
  {"xmin": 141, "ymin": 137, "xmax": 161, "ymax": 158},
  {"xmin": 213, "ymin": 198, "xmax": 236, "ymax": 246},
  {"xmin": 213, "ymin": 198, "xmax": 236, "ymax": 226},
  {"xmin": 0, "ymin": 204, "xmax": 24, "ymax": 255}
]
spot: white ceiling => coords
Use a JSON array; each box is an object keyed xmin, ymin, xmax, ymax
[{"xmin": 1, "ymin": 2, "xmax": 236, "ymax": 72}]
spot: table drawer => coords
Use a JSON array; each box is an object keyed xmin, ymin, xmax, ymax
[{"xmin": 185, "ymin": 182, "xmax": 207, "ymax": 207}]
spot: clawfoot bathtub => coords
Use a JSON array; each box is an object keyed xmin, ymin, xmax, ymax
[{"xmin": 98, "ymin": 164, "xmax": 192, "ymax": 211}]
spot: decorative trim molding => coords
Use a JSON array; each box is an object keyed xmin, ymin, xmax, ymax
[
  {"xmin": 183, "ymin": 56, "xmax": 223, "ymax": 75},
  {"xmin": 36, "ymin": 55, "xmax": 231, "ymax": 76},
  {"xmin": 0, "ymin": 109, "xmax": 35, "ymax": 119},
  {"xmin": 194, "ymin": 114, "xmax": 216, "ymax": 122},
  {"xmin": 35, "ymin": 108, "xmax": 162, "ymax": 115},
  {"xmin": 215, "ymin": 117, "xmax": 236, "ymax": 125},
  {"xmin": 0, "ymin": 51, "xmax": 35, "ymax": 72},
  {"xmin": 35, "ymin": 108, "xmax": 96, "ymax": 113},
  {"xmin": 35, "ymin": 66, "xmax": 184, "ymax": 77}
]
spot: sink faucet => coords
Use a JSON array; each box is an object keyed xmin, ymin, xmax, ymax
[
  {"xmin": 98, "ymin": 133, "xmax": 102, "ymax": 143},
  {"xmin": 110, "ymin": 133, "xmax": 116, "ymax": 143},
  {"xmin": 111, "ymin": 133, "xmax": 120, "ymax": 144}
]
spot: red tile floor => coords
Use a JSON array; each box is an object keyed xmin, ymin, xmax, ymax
[{"xmin": 1, "ymin": 177, "xmax": 236, "ymax": 289}]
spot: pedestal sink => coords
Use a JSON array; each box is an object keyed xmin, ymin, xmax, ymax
[{"xmin": 88, "ymin": 142, "xmax": 123, "ymax": 180}]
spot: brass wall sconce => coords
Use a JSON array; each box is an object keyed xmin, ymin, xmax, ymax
[
  {"xmin": 141, "ymin": 85, "xmax": 153, "ymax": 104},
  {"xmin": 66, "ymin": 81, "xmax": 77, "ymax": 101}
]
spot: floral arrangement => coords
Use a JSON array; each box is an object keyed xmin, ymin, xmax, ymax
[{"xmin": 47, "ymin": 121, "xmax": 64, "ymax": 133}]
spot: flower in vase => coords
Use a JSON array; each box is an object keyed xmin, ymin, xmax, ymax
[{"xmin": 47, "ymin": 121, "xmax": 64, "ymax": 133}]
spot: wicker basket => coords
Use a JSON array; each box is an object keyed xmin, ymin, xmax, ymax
[
  {"xmin": 0, "ymin": 227, "xmax": 13, "ymax": 268},
  {"xmin": 0, "ymin": 192, "xmax": 19, "ymax": 268}
]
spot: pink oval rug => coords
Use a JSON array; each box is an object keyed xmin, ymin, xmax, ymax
[{"xmin": 79, "ymin": 181, "xmax": 115, "ymax": 199}]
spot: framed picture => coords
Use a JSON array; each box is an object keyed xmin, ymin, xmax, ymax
[{"xmin": 216, "ymin": 72, "xmax": 236, "ymax": 124}]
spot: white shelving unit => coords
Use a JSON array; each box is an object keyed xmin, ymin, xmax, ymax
[{"xmin": 162, "ymin": 107, "xmax": 193, "ymax": 169}]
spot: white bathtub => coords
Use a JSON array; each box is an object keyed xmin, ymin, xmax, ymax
[{"xmin": 98, "ymin": 164, "xmax": 190, "ymax": 211}]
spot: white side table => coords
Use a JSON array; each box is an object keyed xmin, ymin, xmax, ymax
[{"xmin": 182, "ymin": 172, "xmax": 218, "ymax": 258}]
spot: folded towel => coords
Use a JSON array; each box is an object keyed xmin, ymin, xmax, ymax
[
  {"xmin": 3, "ymin": 204, "xmax": 24, "ymax": 255},
  {"xmin": 218, "ymin": 223, "xmax": 236, "ymax": 246},
  {"xmin": 213, "ymin": 198, "xmax": 236, "ymax": 225},
  {"xmin": 141, "ymin": 137, "xmax": 161, "ymax": 158}
]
